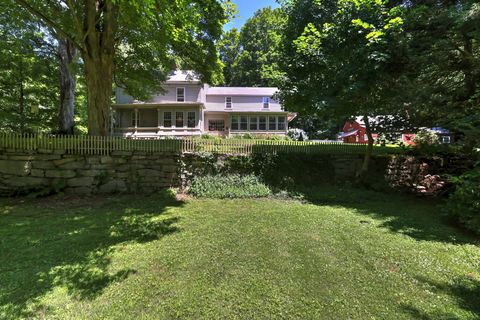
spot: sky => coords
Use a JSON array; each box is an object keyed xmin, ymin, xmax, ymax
[{"xmin": 224, "ymin": 0, "xmax": 280, "ymax": 31}]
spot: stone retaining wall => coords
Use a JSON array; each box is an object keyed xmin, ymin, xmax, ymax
[
  {"xmin": 0, "ymin": 149, "xmax": 179, "ymax": 196},
  {"xmin": 0, "ymin": 148, "xmax": 472, "ymax": 196}
]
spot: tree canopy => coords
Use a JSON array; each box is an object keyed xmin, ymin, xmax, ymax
[
  {"xmin": 14, "ymin": 0, "xmax": 232, "ymax": 135},
  {"xmin": 219, "ymin": 6, "xmax": 286, "ymax": 87}
]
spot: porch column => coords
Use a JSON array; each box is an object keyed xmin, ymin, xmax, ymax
[
  {"xmin": 157, "ymin": 108, "xmax": 161, "ymax": 137},
  {"xmin": 134, "ymin": 108, "xmax": 138, "ymax": 129}
]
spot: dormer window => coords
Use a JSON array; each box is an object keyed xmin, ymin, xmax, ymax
[
  {"xmin": 263, "ymin": 97, "xmax": 270, "ymax": 109},
  {"xmin": 176, "ymin": 87, "xmax": 185, "ymax": 102},
  {"xmin": 225, "ymin": 96, "xmax": 232, "ymax": 109}
]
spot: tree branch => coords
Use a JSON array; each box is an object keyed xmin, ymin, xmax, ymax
[{"xmin": 13, "ymin": 0, "xmax": 84, "ymax": 52}]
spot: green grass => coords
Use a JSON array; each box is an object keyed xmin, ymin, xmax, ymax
[{"xmin": 0, "ymin": 188, "xmax": 479, "ymax": 319}]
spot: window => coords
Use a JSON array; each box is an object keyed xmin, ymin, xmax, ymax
[
  {"xmin": 440, "ymin": 135, "xmax": 451, "ymax": 144},
  {"xmin": 231, "ymin": 116, "xmax": 239, "ymax": 130},
  {"xmin": 277, "ymin": 116, "xmax": 286, "ymax": 130},
  {"xmin": 187, "ymin": 112, "xmax": 196, "ymax": 128},
  {"xmin": 208, "ymin": 120, "xmax": 225, "ymax": 131},
  {"xmin": 259, "ymin": 116, "xmax": 267, "ymax": 130},
  {"xmin": 176, "ymin": 87, "xmax": 185, "ymax": 102},
  {"xmin": 268, "ymin": 116, "xmax": 276, "ymax": 131},
  {"xmin": 249, "ymin": 116, "xmax": 258, "ymax": 130},
  {"xmin": 262, "ymin": 97, "xmax": 270, "ymax": 109},
  {"xmin": 225, "ymin": 96, "xmax": 232, "ymax": 109},
  {"xmin": 175, "ymin": 111, "xmax": 184, "ymax": 127},
  {"xmin": 131, "ymin": 110, "xmax": 139, "ymax": 127},
  {"xmin": 240, "ymin": 116, "xmax": 248, "ymax": 130},
  {"xmin": 163, "ymin": 112, "xmax": 172, "ymax": 128}
]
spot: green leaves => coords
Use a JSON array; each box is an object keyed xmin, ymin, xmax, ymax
[{"xmin": 219, "ymin": 6, "xmax": 286, "ymax": 86}]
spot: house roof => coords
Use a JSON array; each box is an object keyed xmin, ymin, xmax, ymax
[
  {"xmin": 207, "ymin": 87, "xmax": 278, "ymax": 96},
  {"xmin": 338, "ymin": 130, "xmax": 359, "ymax": 138},
  {"xmin": 166, "ymin": 70, "xmax": 201, "ymax": 83}
]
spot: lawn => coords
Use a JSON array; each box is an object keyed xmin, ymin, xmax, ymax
[{"xmin": 0, "ymin": 188, "xmax": 479, "ymax": 319}]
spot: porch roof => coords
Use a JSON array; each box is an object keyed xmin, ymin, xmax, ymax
[{"xmin": 112, "ymin": 102, "xmax": 205, "ymax": 109}]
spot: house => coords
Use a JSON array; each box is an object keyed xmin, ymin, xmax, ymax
[
  {"xmin": 339, "ymin": 117, "xmax": 454, "ymax": 144},
  {"xmin": 112, "ymin": 70, "xmax": 295, "ymax": 138}
]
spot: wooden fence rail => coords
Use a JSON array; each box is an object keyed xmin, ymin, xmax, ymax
[{"xmin": 0, "ymin": 133, "xmax": 401, "ymax": 156}]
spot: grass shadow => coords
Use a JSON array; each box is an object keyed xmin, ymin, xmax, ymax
[
  {"xmin": 0, "ymin": 189, "xmax": 183, "ymax": 319},
  {"xmin": 401, "ymin": 275, "xmax": 480, "ymax": 319},
  {"xmin": 298, "ymin": 185, "xmax": 480, "ymax": 246},
  {"xmin": 298, "ymin": 185, "xmax": 480, "ymax": 319}
]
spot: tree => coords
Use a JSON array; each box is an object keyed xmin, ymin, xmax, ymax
[
  {"xmin": 399, "ymin": 1, "xmax": 479, "ymax": 137},
  {"xmin": 0, "ymin": 1, "xmax": 59, "ymax": 133},
  {"xmin": 219, "ymin": 7, "xmax": 286, "ymax": 87},
  {"xmin": 15, "ymin": 0, "xmax": 231, "ymax": 135},
  {"xmin": 218, "ymin": 28, "xmax": 241, "ymax": 87},
  {"xmin": 278, "ymin": 0, "xmax": 407, "ymax": 177},
  {"xmin": 57, "ymin": 37, "xmax": 78, "ymax": 134}
]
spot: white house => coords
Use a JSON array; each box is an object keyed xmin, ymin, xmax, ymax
[{"xmin": 112, "ymin": 70, "xmax": 296, "ymax": 138}]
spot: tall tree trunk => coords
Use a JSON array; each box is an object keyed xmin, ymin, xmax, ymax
[
  {"xmin": 58, "ymin": 38, "xmax": 77, "ymax": 134},
  {"xmin": 82, "ymin": 56, "xmax": 114, "ymax": 136},
  {"xmin": 356, "ymin": 115, "xmax": 374, "ymax": 180},
  {"xmin": 80, "ymin": 0, "xmax": 118, "ymax": 136}
]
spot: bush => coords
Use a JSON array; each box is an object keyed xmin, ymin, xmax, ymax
[
  {"xmin": 288, "ymin": 128, "xmax": 308, "ymax": 141},
  {"xmin": 445, "ymin": 166, "xmax": 480, "ymax": 235},
  {"xmin": 413, "ymin": 129, "xmax": 440, "ymax": 147},
  {"xmin": 189, "ymin": 174, "xmax": 272, "ymax": 199}
]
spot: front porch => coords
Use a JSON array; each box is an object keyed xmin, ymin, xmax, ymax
[{"xmin": 112, "ymin": 103, "xmax": 203, "ymax": 138}]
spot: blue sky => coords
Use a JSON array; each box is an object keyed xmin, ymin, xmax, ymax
[{"xmin": 224, "ymin": 0, "xmax": 280, "ymax": 31}]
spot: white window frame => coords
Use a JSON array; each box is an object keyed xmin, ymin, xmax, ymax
[
  {"xmin": 175, "ymin": 111, "xmax": 185, "ymax": 128},
  {"xmin": 240, "ymin": 116, "xmax": 248, "ymax": 131},
  {"xmin": 262, "ymin": 97, "xmax": 270, "ymax": 109},
  {"xmin": 249, "ymin": 116, "xmax": 258, "ymax": 131},
  {"xmin": 163, "ymin": 111, "xmax": 172, "ymax": 128},
  {"xmin": 258, "ymin": 116, "xmax": 267, "ymax": 130},
  {"xmin": 208, "ymin": 119, "xmax": 226, "ymax": 131},
  {"xmin": 225, "ymin": 96, "xmax": 232, "ymax": 109},
  {"xmin": 440, "ymin": 135, "xmax": 451, "ymax": 144},
  {"xmin": 231, "ymin": 116, "xmax": 239, "ymax": 130},
  {"xmin": 268, "ymin": 116, "xmax": 277, "ymax": 131},
  {"xmin": 176, "ymin": 87, "xmax": 185, "ymax": 102},
  {"xmin": 187, "ymin": 111, "xmax": 197, "ymax": 128},
  {"xmin": 277, "ymin": 116, "xmax": 286, "ymax": 131},
  {"xmin": 131, "ymin": 109, "xmax": 139, "ymax": 127}
]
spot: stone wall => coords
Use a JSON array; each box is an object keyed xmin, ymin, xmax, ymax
[
  {"xmin": 0, "ymin": 149, "xmax": 179, "ymax": 196},
  {"xmin": 385, "ymin": 154, "xmax": 474, "ymax": 195},
  {"xmin": 179, "ymin": 153, "xmax": 472, "ymax": 196},
  {"xmin": 0, "ymin": 148, "xmax": 473, "ymax": 196}
]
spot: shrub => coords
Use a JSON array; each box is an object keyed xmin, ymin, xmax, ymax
[
  {"xmin": 189, "ymin": 174, "xmax": 272, "ymax": 199},
  {"xmin": 413, "ymin": 129, "xmax": 440, "ymax": 147},
  {"xmin": 445, "ymin": 166, "xmax": 480, "ymax": 235},
  {"xmin": 288, "ymin": 128, "xmax": 308, "ymax": 141}
]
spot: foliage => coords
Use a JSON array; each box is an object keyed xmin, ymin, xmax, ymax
[
  {"xmin": 278, "ymin": 0, "xmax": 408, "ymax": 175},
  {"xmin": 219, "ymin": 6, "xmax": 286, "ymax": 86},
  {"xmin": 14, "ymin": 0, "xmax": 233, "ymax": 135},
  {"xmin": 445, "ymin": 165, "xmax": 480, "ymax": 235},
  {"xmin": 287, "ymin": 128, "xmax": 308, "ymax": 141},
  {"xmin": 189, "ymin": 174, "xmax": 272, "ymax": 198},
  {"xmin": 0, "ymin": 190, "xmax": 479, "ymax": 318},
  {"xmin": 0, "ymin": 1, "xmax": 59, "ymax": 133},
  {"xmin": 218, "ymin": 28, "xmax": 241, "ymax": 87},
  {"xmin": 399, "ymin": 0, "xmax": 480, "ymax": 136},
  {"xmin": 413, "ymin": 129, "xmax": 440, "ymax": 147}
]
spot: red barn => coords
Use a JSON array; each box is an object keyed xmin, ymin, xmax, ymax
[
  {"xmin": 339, "ymin": 117, "xmax": 453, "ymax": 145},
  {"xmin": 340, "ymin": 118, "xmax": 377, "ymax": 143}
]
